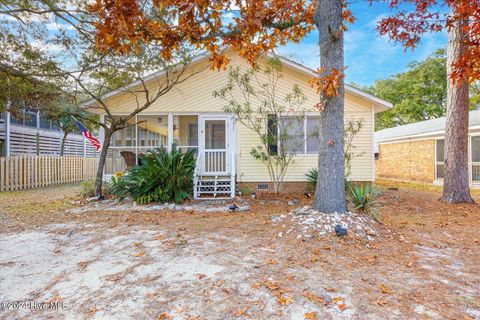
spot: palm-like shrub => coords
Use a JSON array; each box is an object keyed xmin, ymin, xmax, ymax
[
  {"xmin": 112, "ymin": 146, "xmax": 196, "ymax": 204},
  {"xmin": 346, "ymin": 183, "xmax": 382, "ymax": 222},
  {"xmin": 306, "ymin": 168, "xmax": 318, "ymax": 189}
]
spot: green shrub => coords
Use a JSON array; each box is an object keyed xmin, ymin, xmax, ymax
[
  {"xmin": 346, "ymin": 183, "xmax": 382, "ymax": 222},
  {"xmin": 110, "ymin": 173, "xmax": 129, "ymax": 200},
  {"xmin": 111, "ymin": 146, "xmax": 196, "ymax": 204},
  {"xmin": 80, "ymin": 180, "xmax": 96, "ymax": 198},
  {"xmin": 80, "ymin": 180, "xmax": 113, "ymax": 198},
  {"xmin": 306, "ymin": 168, "xmax": 318, "ymax": 189},
  {"xmin": 238, "ymin": 185, "xmax": 252, "ymax": 196}
]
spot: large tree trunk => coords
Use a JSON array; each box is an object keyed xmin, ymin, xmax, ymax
[
  {"xmin": 313, "ymin": 0, "xmax": 346, "ymax": 213},
  {"xmin": 441, "ymin": 19, "xmax": 473, "ymax": 203},
  {"xmin": 59, "ymin": 131, "xmax": 69, "ymax": 156},
  {"xmin": 95, "ymin": 129, "xmax": 112, "ymax": 198}
]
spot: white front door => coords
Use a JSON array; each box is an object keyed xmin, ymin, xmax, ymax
[{"xmin": 199, "ymin": 115, "xmax": 233, "ymax": 175}]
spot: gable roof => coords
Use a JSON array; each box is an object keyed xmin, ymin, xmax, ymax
[
  {"xmin": 274, "ymin": 55, "xmax": 392, "ymax": 113},
  {"xmin": 82, "ymin": 50, "xmax": 393, "ymax": 112},
  {"xmin": 375, "ymin": 110, "xmax": 480, "ymax": 143}
]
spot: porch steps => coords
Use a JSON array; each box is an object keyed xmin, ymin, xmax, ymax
[{"xmin": 194, "ymin": 175, "xmax": 234, "ymax": 199}]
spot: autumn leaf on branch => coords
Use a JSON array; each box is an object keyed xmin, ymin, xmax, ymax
[
  {"xmin": 373, "ymin": 0, "xmax": 480, "ymax": 83},
  {"xmin": 309, "ymin": 67, "xmax": 346, "ymax": 99}
]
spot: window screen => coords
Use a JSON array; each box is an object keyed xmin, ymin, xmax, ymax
[
  {"xmin": 280, "ymin": 117, "xmax": 304, "ymax": 153},
  {"xmin": 306, "ymin": 117, "xmax": 320, "ymax": 154},
  {"xmin": 436, "ymin": 139, "xmax": 444, "ymax": 162},
  {"xmin": 472, "ymin": 136, "xmax": 480, "ymax": 162}
]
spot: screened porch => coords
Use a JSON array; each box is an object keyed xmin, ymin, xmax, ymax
[
  {"xmin": 104, "ymin": 114, "xmax": 199, "ymax": 175},
  {"xmin": 435, "ymin": 136, "xmax": 480, "ymax": 185}
]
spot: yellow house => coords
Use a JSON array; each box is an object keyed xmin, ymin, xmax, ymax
[{"xmin": 87, "ymin": 51, "xmax": 391, "ymax": 198}]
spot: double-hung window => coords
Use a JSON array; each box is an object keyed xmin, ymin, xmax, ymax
[{"xmin": 277, "ymin": 115, "xmax": 320, "ymax": 155}]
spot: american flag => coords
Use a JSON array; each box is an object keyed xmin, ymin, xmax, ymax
[{"xmin": 74, "ymin": 118, "xmax": 101, "ymax": 151}]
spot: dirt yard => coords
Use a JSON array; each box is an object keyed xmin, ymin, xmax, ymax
[{"xmin": 1, "ymin": 182, "xmax": 479, "ymax": 319}]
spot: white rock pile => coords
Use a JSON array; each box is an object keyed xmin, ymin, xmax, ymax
[{"xmin": 272, "ymin": 206, "xmax": 380, "ymax": 240}]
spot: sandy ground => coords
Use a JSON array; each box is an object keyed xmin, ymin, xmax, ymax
[{"xmin": 0, "ymin": 183, "xmax": 479, "ymax": 319}]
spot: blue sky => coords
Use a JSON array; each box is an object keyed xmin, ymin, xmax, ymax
[{"xmin": 277, "ymin": 1, "xmax": 448, "ymax": 86}]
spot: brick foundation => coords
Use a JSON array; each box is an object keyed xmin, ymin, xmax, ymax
[
  {"xmin": 375, "ymin": 139, "xmax": 435, "ymax": 183},
  {"xmin": 237, "ymin": 181, "xmax": 313, "ymax": 194}
]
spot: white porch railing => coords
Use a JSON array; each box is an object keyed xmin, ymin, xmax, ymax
[
  {"xmin": 472, "ymin": 162, "xmax": 480, "ymax": 183},
  {"xmin": 204, "ymin": 149, "xmax": 227, "ymax": 174},
  {"xmin": 193, "ymin": 152, "xmax": 201, "ymax": 199}
]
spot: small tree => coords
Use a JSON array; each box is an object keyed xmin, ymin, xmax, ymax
[
  {"xmin": 214, "ymin": 58, "xmax": 309, "ymax": 193},
  {"xmin": 344, "ymin": 119, "xmax": 363, "ymax": 180}
]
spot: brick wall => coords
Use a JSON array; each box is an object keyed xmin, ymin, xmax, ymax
[{"xmin": 375, "ymin": 139, "xmax": 436, "ymax": 183}]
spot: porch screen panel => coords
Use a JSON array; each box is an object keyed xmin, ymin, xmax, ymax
[
  {"xmin": 204, "ymin": 120, "xmax": 226, "ymax": 173},
  {"xmin": 105, "ymin": 116, "xmax": 137, "ymax": 175},
  {"xmin": 436, "ymin": 139, "xmax": 444, "ymax": 180},
  {"xmin": 472, "ymin": 136, "xmax": 480, "ymax": 182}
]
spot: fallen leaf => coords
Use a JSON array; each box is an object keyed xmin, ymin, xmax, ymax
[
  {"xmin": 277, "ymin": 294, "xmax": 293, "ymax": 306},
  {"xmin": 196, "ymin": 273, "xmax": 207, "ymax": 280},
  {"xmin": 338, "ymin": 302, "xmax": 347, "ymax": 311},
  {"xmin": 155, "ymin": 234, "xmax": 166, "ymax": 241},
  {"xmin": 233, "ymin": 308, "xmax": 247, "ymax": 317},
  {"xmin": 158, "ymin": 312, "xmax": 172, "ymax": 320},
  {"xmin": 379, "ymin": 284, "xmax": 393, "ymax": 294},
  {"xmin": 304, "ymin": 311, "xmax": 319, "ymax": 319},
  {"xmin": 324, "ymin": 287, "xmax": 336, "ymax": 292},
  {"xmin": 262, "ymin": 280, "xmax": 280, "ymax": 291},
  {"xmin": 267, "ymin": 259, "xmax": 278, "ymax": 265},
  {"xmin": 406, "ymin": 262, "xmax": 413, "ymax": 267},
  {"xmin": 134, "ymin": 251, "xmax": 145, "ymax": 257},
  {"xmin": 303, "ymin": 292, "xmax": 326, "ymax": 305},
  {"xmin": 373, "ymin": 298, "xmax": 388, "ymax": 306},
  {"xmin": 332, "ymin": 297, "xmax": 344, "ymax": 304},
  {"xmin": 215, "ymin": 280, "xmax": 224, "ymax": 287}
]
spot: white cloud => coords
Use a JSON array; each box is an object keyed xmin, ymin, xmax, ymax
[
  {"xmin": 30, "ymin": 40, "xmax": 62, "ymax": 52},
  {"xmin": 45, "ymin": 22, "xmax": 76, "ymax": 31}
]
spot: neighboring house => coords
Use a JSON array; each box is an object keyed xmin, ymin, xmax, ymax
[
  {"xmin": 86, "ymin": 50, "xmax": 392, "ymax": 198},
  {"xmin": 0, "ymin": 110, "xmax": 97, "ymax": 157},
  {"xmin": 375, "ymin": 110, "xmax": 480, "ymax": 186}
]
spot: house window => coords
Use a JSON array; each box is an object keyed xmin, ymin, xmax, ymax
[
  {"xmin": 39, "ymin": 112, "xmax": 52, "ymax": 130},
  {"xmin": 10, "ymin": 109, "xmax": 38, "ymax": 128},
  {"xmin": 436, "ymin": 139, "xmax": 444, "ymax": 180},
  {"xmin": 278, "ymin": 116, "xmax": 320, "ymax": 155},
  {"xmin": 280, "ymin": 117, "xmax": 304, "ymax": 153},
  {"xmin": 471, "ymin": 136, "xmax": 480, "ymax": 182}
]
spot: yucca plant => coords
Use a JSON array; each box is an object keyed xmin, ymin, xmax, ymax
[
  {"xmin": 306, "ymin": 168, "xmax": 318, "ymax": 189},
  {"xmin": 112, "ymin": 146, "xmax": 196, "ymax": 204},
  {"xmin": 346, "ymin": 183, "xmax": 382, "ymax": 222}
]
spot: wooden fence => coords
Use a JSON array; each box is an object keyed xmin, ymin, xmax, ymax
[{"xmin": 0, "ymin": 155, "xmax": 98, "ymax": 192}]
